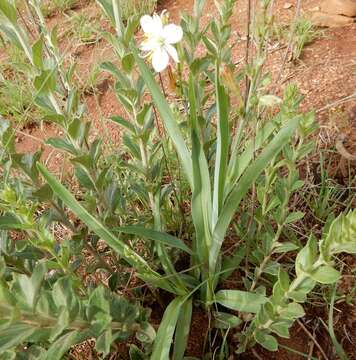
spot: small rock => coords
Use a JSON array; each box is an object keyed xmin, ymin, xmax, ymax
[
  {"xmin": 310, "ymin": 11, "xmax": 354, "ymax": 27},
  {"xmin": 283, "ymin": 2, "xmax": 293, "ymax": 9},
  {"xmin": 309, "ymin": 6, "xmax": 321, "ymax": 12},
  {"xmin": 321, "ymin": 0, "xmax": 356, "ymax": 17}
]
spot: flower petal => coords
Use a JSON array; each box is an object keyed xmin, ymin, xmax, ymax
[
  {"xmin": 163, "ymin": 24, "xmax": 183, "ymax": 44},
  {"xmin": 140, "ymin": 15, "xmax": 154, "ymax": 33},
  {"xmin": 165, "ymin": 44, "xmax": 179, "ymax": 63},
  {"xmin": 140, "ymin": 38, "xmax": 158, "ymax": 52},
  {"xmin": 140, "ymin": 14, "xmax": 163, "ymax": 34},
  {"xmin": 152, "ymin": 47, "xmax": 169, "ymax": 72}
]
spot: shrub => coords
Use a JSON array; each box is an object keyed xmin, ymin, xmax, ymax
[{"xmin": 0, "ymin": 0, "xmax": 355, "ymax": 358}]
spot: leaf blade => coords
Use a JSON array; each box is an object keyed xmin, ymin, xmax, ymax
[
  {"xmin": 214, "ymin": 289, "xmax": 267, "ymax": 313},
  {"xmin": 116, "ymin": 226, "xmax": 192, "ymax": 254}
]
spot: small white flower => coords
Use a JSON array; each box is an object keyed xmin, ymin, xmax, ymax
[{"xmin": 140, "ymin": 11, "xmax": 183, "ymax": 72}]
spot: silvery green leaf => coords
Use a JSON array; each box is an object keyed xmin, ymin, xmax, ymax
[
  {"xmin": 285, "ymin": 211, "xmax": 305, "ymax": 224},
  {"xmin": 270, "ymin": 321, "xmax": 290, "ymax": 338},
  {"xmin": 213, "ymin": 311, "xmax": 242, "ymax": 329},
  {"xmin": 254, "ymin": 330, "xmax": 278, "ymax": 351},
  {"xmin": 95, "ymin": 328, "xmax": 112, "ymax": 356},
  {"xmin": 273, "ymin": 242, "xmax": 299, "ymax": 254},
  {"xmin": 295, "ymin": 236, "xmax": 317, "ymax": 276},
  {"xmin": 214, "ymin": 290, "xmax": 267, "ymax": 313},
  {"xmin": 280, "ymin": 302, "xmax": 305, "ymax": 319},
  {"xmin": 310, "ymin": 265, "xmax": 340, "ymax": 284}
]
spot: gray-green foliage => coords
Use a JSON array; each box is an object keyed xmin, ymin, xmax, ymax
[
  {"xmin": 0, "ymin": 0, "xmax": 355, "ymax": 358},
  {"xmin": 0, "ymin": 262, "xmax": 153, "ymax": 359},
  {"xmin": 238, "ymin": 209, "xmax": 356, "ymax": 352}
]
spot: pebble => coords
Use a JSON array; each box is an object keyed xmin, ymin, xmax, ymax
[{"xmin": 309, "ymin": 6, "xmax": 321, "ymax": 12}]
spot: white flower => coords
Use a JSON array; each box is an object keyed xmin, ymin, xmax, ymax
[{"xmin": 140, "ymin": 12, "xmax": 183, "ymax": 72}]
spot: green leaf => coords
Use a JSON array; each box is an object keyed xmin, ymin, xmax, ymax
[
  {"xmin": 34, "ymin": 69, "xmax": 57, "ymax": 95},
  {"xmin": 0, "ymin": 350, "xmax": 16, "ymax": 360},
  {"xmin": 116, "ymin": 226, "xmax": 192, "ymax": 254},
  {"xmin": 281, "ymin": 302, "xmax": 305, "ymax": 319},
  {"xmin": 227, "ymin": 121, "xmax": 276, "ymax": 198},
  {"xmin": 0, "ymin": 214, "xmax": 32, "ymax": 230},
  {"xmin": 151, "ymin": 297, "xmax": 187, "ymax": 360},
  {"xmin": 285, "ymin": 211, "xmax": 304, "ymax": 224},
  {"xmin": 95, "ymin": 329, "xmax": 112, "ymax": 356},
  {"xmin": 212, "ymin": 71, "xmax": 229, "ymax": 226},
  {"xmin": 132, "ymin": 47, "xmax": 193, "ymax": 187},
  {"xmin": 213, "ymin": 311, "xmax": 242, "ymax": 329},
  {"xmin": 52, "ymin": 277, "xmax": 79, "ymax": 319},
  {"xmin": 122, "ymin": 53, "xmax": 135, "ymax": 73},
  {"xmin": 310, "ymin": 265, "xmax": 341, "ymax": 284},
  {"xmin": 87, "ymin": 286, "xmax": 110, "ymax": 320},
  {"xmin": 37, "ymin": 164, "xmax": 180, "ymax": 295},
  {"xmin": 270, "ymin": 322, "xmax": 290, "ymax": 338},
  {"xmin": 0, "ymin": 0, "xmax": 17, "ymax": 23},
  {"xmin": 32, "ymin": 37, "xmax": 44, "ymax": 69},
  {"xmin": 254, "ymin": 331, "xmax": 278, "ymax": 351},
  {"xmin": 320, "ymin": 210, "xmax": 356, "ymax": 261},
  {"xmin": 273, "ymin": 242, "xmax": 299, "ymax": 254},
  {"xmin": 220, "ymin": 247, "xmax": 245, "ymax": 280},
  {"xmin": 95, "ymin": 0, "xmax": 114, "ymax": 23},
  {"xmin": 295, "ymin": 236, "xmax": 318, "ymax": 276},
  {"xmin": 173, "ymin": 298, "xmax": 192, "ymax": 360},
  {"xmin": 214, "ymin": 290, "xmax": 267, "ymax": 313},
  {"xmin": 46, "ymin": 330, "xmax": 90, "ymax": 360},
  {"xmin": 46, "ymin": 138, "xmax": 78, "ymax": 155},
  {"xmin": 110, "ymin": 115, "xmax": 136, "ymax": 133},
  {"xmin": 189, "ymin": 74, "xmax": 212, "ymax": 266},
  {"xmin": 0, "ymin": 324, "xmax": 36, "ymax": 352},
  {"xmin": 100, "ymin": 61, "xmax": 130, "ymax": 87},
  {"xmin": 15, "ymin": 263, "xmax": 46, "ymax": 308}
]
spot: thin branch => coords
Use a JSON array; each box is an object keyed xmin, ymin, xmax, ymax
[{"xmin": 297, "ymin": 319, "xmax": 329, "ymax": 360}]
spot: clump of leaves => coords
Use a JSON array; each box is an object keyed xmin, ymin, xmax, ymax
[{"xmin": 0, "ymin": 262, "xmax": 154, "ymax": 358}]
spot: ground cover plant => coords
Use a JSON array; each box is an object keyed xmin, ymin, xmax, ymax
[{"xmin": 0, "ymin": 0, "xmax": 355, "ymax": 359}]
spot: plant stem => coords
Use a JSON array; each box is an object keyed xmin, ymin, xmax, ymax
[{"xmin": 112, "ymin": 0, "xmax": 123, "ymax": 38}]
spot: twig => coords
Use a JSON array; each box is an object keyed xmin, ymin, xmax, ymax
[
  {"xmin": 251, "ymin": 348, "xmax": 263, "ymax": 360},
  {"xmin": 308, "ymin": 330, "xmax": 316, "ymax": 360},
  {"xmin": 297, "ymin": 319, "xmax": 329, "ymax": 360},
  {"xmin": 17, "ymin": 6, "xmax": 36, "ymax": 40},
  {"xmin": 273, "ymin": 0, "xmax": 302, "ymax": 88},
  {"xmin": 244, "ymin": 0, "xmax": 252, "ymax": 107},
  {"xmin": 316, "ymin": 92, "xmax": 356, "ymax": 114}
]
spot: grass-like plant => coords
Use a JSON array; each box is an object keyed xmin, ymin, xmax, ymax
[{"xmin": 0, "ymin": 0, "xmax": 355, "ymax": 358}]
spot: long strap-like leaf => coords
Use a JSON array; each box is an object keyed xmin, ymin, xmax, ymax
[
  {"xmin": 189, "ymin": 74, "xmax": 212, "ymax": 268},
  {"xmin": 151, "ymin": 296, "xmax": 187, "ymax": 360},
  {"xmin": 115, "ymin": 226, "xmax": 192, "ymax": 254},
  {"xmin": 212, "ymin": 67, "xmax": 229, "ymax": 228}
]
